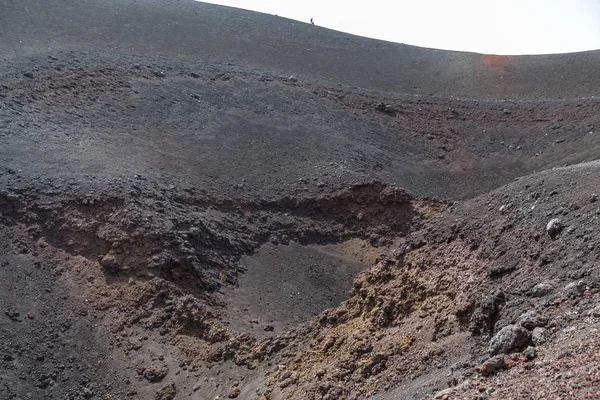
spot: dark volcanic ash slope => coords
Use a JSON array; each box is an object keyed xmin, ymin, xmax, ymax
[
  {"xmin": 2, "ymin": 1, "xmax": 600, "ymax": 400},
  {"xmin": 2, "ymin": 52, "xmax": 600, "ymax": 201},
  {"xmin": 2, "ymin": 1, "xmax": 600, "ymax": 201},
  {"xmin": 3, "ymin": 0, "xmax": 600, "ymax": 100}
]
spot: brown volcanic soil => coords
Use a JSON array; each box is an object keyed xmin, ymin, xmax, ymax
[{"xmin": 2, "ymin": 1, "xmax": 600, "ymax": 399}]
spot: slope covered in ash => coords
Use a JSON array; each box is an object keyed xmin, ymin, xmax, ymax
[
  {"xmin": 2, "ymin": 1, "xmax": 600, "ymax": 201},
  {"xmin": 1, "ymin": 1, "xmax": 600, "ymax": 399}
]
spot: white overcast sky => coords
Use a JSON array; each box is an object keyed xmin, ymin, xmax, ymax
[{"xmin": 200, "ymin": 0, "xmax": 600, "ymax": 55}]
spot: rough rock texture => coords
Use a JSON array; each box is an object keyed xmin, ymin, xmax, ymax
[
  {"xmin": 531, "ymin": 327, "xmax": 550, "ymax": 346},
  {"xmin": 155, "ymin": 382, "xmax": 177, "ymax": 400},
  {"xmin": 479, "ymin": 356, "xmax": 507, "ymax": 376},
  {"xmin": 488, "ymin": 325, "xmax": 531, "ymax": 356},
  {"xmin": 2, "ymin": 1, "xmax": 600, "ymax": 400},
  {"xmin": 546, "ymin": 218, "xmax": 563, "ymax": 238}
]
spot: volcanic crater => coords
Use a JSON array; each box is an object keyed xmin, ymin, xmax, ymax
[{"xmin": 2, "ymin": 1, "xmax": 600, "ymax": 399}]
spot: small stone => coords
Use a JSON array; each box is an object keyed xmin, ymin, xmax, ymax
[
  {"xmin": 489, "ymin": 264, "xmax": 516, "ymax": 277},
  {"xmin": 82, "ymin": 387, "xmax": 94, "ymax": 399},
  {"xmin": 591, "ymin": 193, "xmax": 598, "ymax": 203},
  {"xmin": 5, "ymin": 310, "xmax": 20, "ymax": 322},
  {"xmin": 523, "ymin": 346, "xmax": 537, "ymax": 360},
  {"xmin": 531, "ymin": 327, "xmax": 549, "ymax": 346},
  {"xmin": 546, "ymin": 218, "xmax": 563, "ymax": 238},
  {"xmin": 23, "ymin": 72, "xmax": 34, "ymax": 79},
  {"xmin": 563, "ymin": 280, "xmax": 586, "ymax": 298},
  {"xmin": 488, "ymin": 325, "xmax": 531, "ymax": 356},
  {"xmin": 589, "ymin": 306, "xmax": 600, "ymax": 317},
  {"xmin": 228, "ymin": 385, "xmax": 241, "ymax": 398},
  {"xmin": 288, "ymin": 75, "xmax": 298, "ymax": 82},
  {"xmin": 457, "ymin": 379, "xmax": 471, "ymax": 390},
  {"xmin": 6, "ymin": 193, "xmax": 19, "ymax": 201},
  {"xmin": 518, "ymin": 311, "xmax": 548, "ymax": 330},
  {"xmin": 264, "ymin": 325, "xmax": 274, "ymax": 332},
  {"xmin": 38, "ymin": 377, "xmax": 51, "ymax": 389},
  {"xmin": 153, "ymin": 71, "xmax": 166, "ymax": 78},
  {"xmin": 479, "ymin": 355, "xmax": 506, "ymax": 376},
  {"xmin": 433, "ymin": 387, "xmax": 454, "ymax": 399},
  {"xmin": 531, "ymin": 283, "xmax": 553, "ymax": 298},
  {"xmin": 142, "ymin": 365, "xmax": 169, "ymax": 382},
  {"xmin": 100, "ymin": 254, "xmax": 118, "ymax": 269},
  {"xmin": 155, "ymin": 382, "xmax": 176, "ymax": 400},
  {"xmin": 375, "ymin": 102, "xmax": 396, "ymax": 114},
  {"xmin": 503, "ymin": 108, "xmax": 511, "ymax": 115},
  {"xmin": 279, "ymin": 371, "xmax": 292, "ymax": 381},
  {"xmin": 321, "ymin": 336, "xmax": 336, "ymax": 353}
]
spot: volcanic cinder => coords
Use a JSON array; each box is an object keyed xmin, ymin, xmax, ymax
[{"xmin": 1, "ymin": 1, "xmax": 600, "ymax": 399}]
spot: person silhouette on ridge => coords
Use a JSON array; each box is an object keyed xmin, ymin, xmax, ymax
[{"xmin": 310, "ymin": 18, "xmax": 314, "ymax": 25}]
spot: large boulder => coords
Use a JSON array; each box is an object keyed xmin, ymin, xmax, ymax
[{"xmin": 488, "ymin": 325, "xmax": 531, "ymax": 355}]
